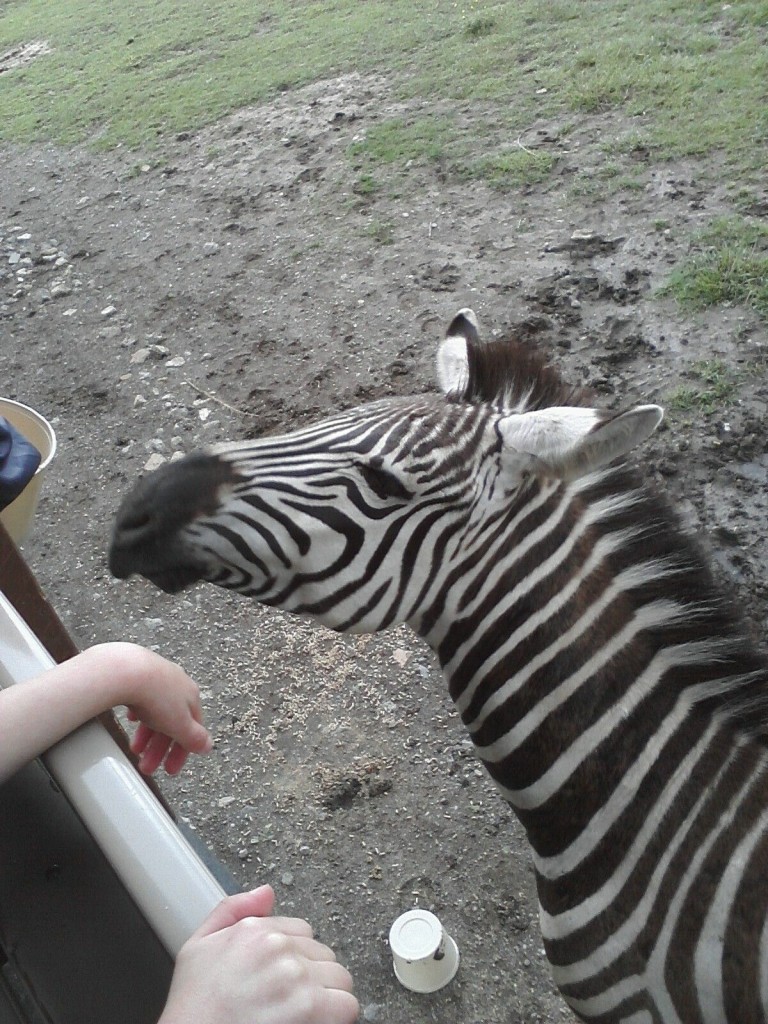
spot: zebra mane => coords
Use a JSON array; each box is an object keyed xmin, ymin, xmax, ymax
[
  {"xmin": 460, "ymin": 335, "xmax": 591, "ymax": 412},
  {"xmin": 450, "ymin": 329, "xmax": 768, "ymax": 735}
]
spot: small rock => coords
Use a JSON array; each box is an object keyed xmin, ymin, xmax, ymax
[
  {"xmin": 8, "ymin": 252, "xmax": 21, "ymax": 265},
  {"xmin": 131, "ymin": 348, "xmax": 151, "ymax": 364},
  {"xmin": 203, "ymin": 241, "xmax": 220, "ymax": 256},
  {"xmin": 281, "ymin": 872, "xmax": 294, "ymax": 886},
  {"xmin": 99, "ymin": 325, "xmax": 123, "ymax": 339},
  {"xmin": 50, "ymin": 283, "xmax": 73, "ymax": 298},
  {"xmin": 143, "ymin": 453, "xmax": 167, "ymax": 472},
  {"xmin": 101, "ymin": 304, "xmax": 117, "ymax": 317},
  {"xmin": 363, "ymin": 1005, "xmax": 384, "ymax": 1022},
  {"xmin": 217, "ymin": 796, "xmax": 236, "ymax": 808},
  {"xmin": 166, "ymin": 355, "xmax": 185, "ymax": 368}
]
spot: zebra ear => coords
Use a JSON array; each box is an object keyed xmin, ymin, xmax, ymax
[
  {"xmin": 436, "ymin": 308, "xmax": 479, "ymax": 395},
  {"xmin": 498, "ymin": 404, "xmax": 664, "ymax": 479}
]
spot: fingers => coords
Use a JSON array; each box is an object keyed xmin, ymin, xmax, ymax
[
  {"xmin": 129, "ymin": 719, "xmax": 211, "ymax": 775},
  {"xmin": 238, "ymin": 884, "xmax": 276, "ymax": 920},
  {"xmin": 317, "ymin": 987, "xmax": 360, "ymax": 1024},
  {"xmin": 188, "ymin": 721, "xmax": 213, "ymax": 753},
  {"xmin": 136, "ymin": 730, "xmax": 172, "ymax": 775},
  {"xmin": 130, "ymin": 724, "xmax": 178, "ymax": 776},
  {"xmin": 295, "ymin": 950, "xmax": 355, "ymax": 992},
  {"xmin": 129, "ymin": 721, "xmax": 152, "ymax": 755},
  {"xmin": 159, "ymin": 726, "xmax": 211, "ymax": 775},
  {"xmin": 193, "ymin": 886, "xmax": 276, "ymax": 937},
  {"xmin": 256, "ymin": 933, "xmax": 358, "ymax": 1020},
  {"xmin": 266, "ymin": 916, "xmax": 315, "ymax": 940},
  {"xmin": 162, "ymin": 741, "xmax": 190, "ymax": 776},
  {"xmin": 173, "ymin": 897, "xmax": 360, "ymax": 1024},
  {"xmin": 287, "ymin": 935, "xmax": 342, "ymax": 965}
]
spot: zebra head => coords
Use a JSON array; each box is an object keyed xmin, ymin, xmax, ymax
[{"xmin": 109, "ymin": 310, "xmax": 662, "ymax": 633}]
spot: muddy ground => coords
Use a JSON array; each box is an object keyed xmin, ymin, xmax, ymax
[{"xmin": 1, "ymin": 73, "xmax": 767, "ymax": 1023}]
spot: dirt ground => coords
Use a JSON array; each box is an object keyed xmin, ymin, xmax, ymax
[{"xmin": 2, "ymin": 73, "xmax": 767, "ymax": 1023}]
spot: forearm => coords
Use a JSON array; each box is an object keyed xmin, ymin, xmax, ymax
[{"xmin": 0, "ymin": 644, "xmax": 144, "ymax": 784}]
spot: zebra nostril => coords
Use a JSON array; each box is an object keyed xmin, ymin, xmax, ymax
[{"xmin": 116, "ymin": 508, "xmax": 153, "ymax": 538}]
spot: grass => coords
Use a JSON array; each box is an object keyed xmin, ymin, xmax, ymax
[
  {"xmin": 662, "ymin": 217, "xmax": 768, "ymax": 321},
  {"xmin": 466, "ymin": 147, "xmax": 555, "ymax": 190},
  {"xmin": 364, "ymin": 219, "xmax": 396, "ymax": 246},
  {"xmin": 0, "ymin": 0, "xmax": 766, "ymax": 195},
  {"xmin": 0, "ymin": 1, "xmax": 457, "ymax": 149},
  {"xmin": 349, "ymin": 114, "xmax": 458, "ymax": 168},
  {"xmin": 665, "ymin": 359, "xmax": 742, "ymax": 414}
]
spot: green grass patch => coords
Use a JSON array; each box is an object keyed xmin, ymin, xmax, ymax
[
  {"xmin": 468, "ymin": 147, "xmax": 555, "ymax": 189},
  {"xmin": 0, "ymin": 0, "xmax": 766, "ymax": 193},
  {"xmin": 464, "ymin": 15, "xmax": 497, "ymax": 39},
  {"xmin": 352, "ymin": 172, "xmax": 381, "ymax": 198},
  {"xmin": 0, "ymin": 1, "xmax": 465, "ymax": 148},
  {"xmin": 662, "ymin": 218, "xmax": 768, "ymax": 321},
  {"xmin": 364, "ymin": 219, "xmax": 397, "ymax": 246},
  {"xmin": 665, "ymin": 359, "xmax": 742, "ymax": 414},
  {"xmin": 571, "ymin": 160, "xmax": 622, "ymax": 197},
  {"xmin": 349, "ymin": 114, "xmax": 458, "ymax": 167}
]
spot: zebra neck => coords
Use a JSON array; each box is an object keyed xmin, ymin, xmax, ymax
[{"xmin": 419, "ymin": 491, "xmax": 768, "ymax": 866}]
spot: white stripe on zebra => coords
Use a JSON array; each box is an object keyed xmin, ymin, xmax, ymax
[
  {"xmin": 443, "ymin": 485, "xmax": 571, "ymax": 642},
  {"xmin": 454, "ymin": 526, "xmax": 636, "ymax": 710},
  {"xmin": 453, "ymin": 489, "xmax": 648, "ymax": 712},
  {"xmin": 695, "ymin": 802, "xmax": 768, "ymax": 1023},
  {"xmin": 536, "ymin": 717, "xmax": 723, "ymax": 933},
  {"xmin": 554, "ymin": 745, "xmax": 755, "ymax": 1002},
  {"xmin": 496, "ymin": 639, "xmax": 735, "ymax": 811},
  {"xmin": 760, "ymin": 898, "xmax": 768, "ymax": 1021},
  {"xmin": 471, "ymin": 568, "xmax": 692, "ymax": 752}
]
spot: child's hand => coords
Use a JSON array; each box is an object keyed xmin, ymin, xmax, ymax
[
  {"xmin": 85, "ymin": 643, "xmax": 212, "ymax": 775},
  {"xmin": 127, "ymin": 706, "xmax": 211, "ymax": 775},
  {"xmin": 0, "ymin": 641, "xmax": 212, "ymax": 784}
]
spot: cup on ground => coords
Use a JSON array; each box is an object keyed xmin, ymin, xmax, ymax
[{"xmin": 389, "ymin": 909, "xmax": 459, "ymax": 993}]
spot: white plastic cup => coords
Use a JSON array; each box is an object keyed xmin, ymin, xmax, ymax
[
  {"xmin": 389, "ymin": 909, "xmax": 460, "ymax": 993},
  {"xmin": 0, "ymin": 398, "xmax": 57, "ymax": 545}
]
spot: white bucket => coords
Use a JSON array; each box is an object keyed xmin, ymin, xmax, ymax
[{"xmin": 0, "ymin": 398, "xmax": 57, "ymax": 544}]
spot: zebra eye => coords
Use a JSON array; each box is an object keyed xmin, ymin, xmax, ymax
[{"xmin": 358, "ymin": 458, "xmax": 412, "ymax": 502}]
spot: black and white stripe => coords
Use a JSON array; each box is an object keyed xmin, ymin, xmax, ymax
[{"xmin": 109, "ymin": 309, "xmax": 768, "ymax": 1023}]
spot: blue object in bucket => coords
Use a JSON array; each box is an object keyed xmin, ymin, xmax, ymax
[{"xmin": 0, "ymin": 416, "xmax": 41, "ymax": 511}]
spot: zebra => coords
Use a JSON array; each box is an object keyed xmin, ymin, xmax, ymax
[{"xmin": 109, "ymin": 309, "xmax": 768, "ymax": 1024}]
